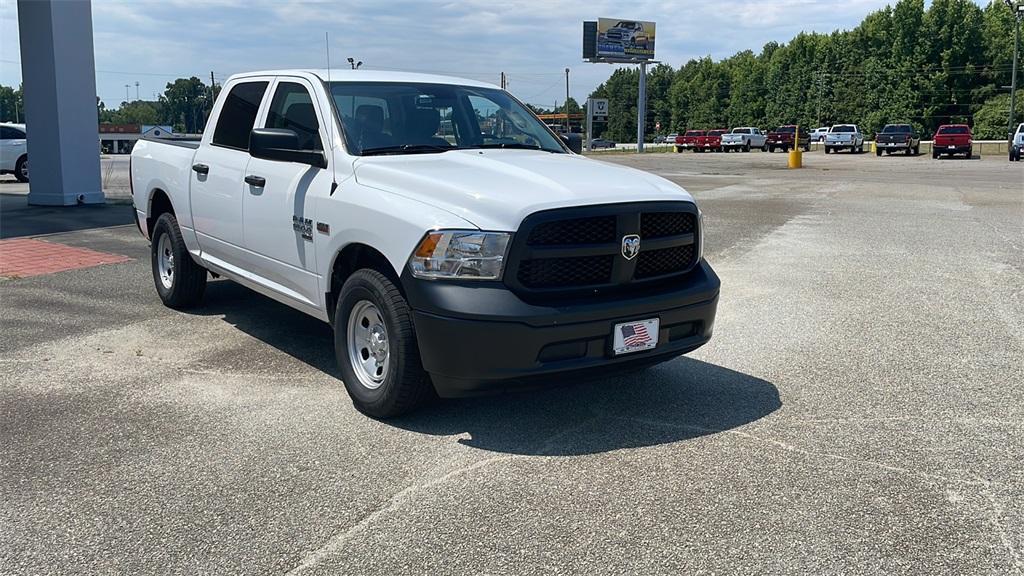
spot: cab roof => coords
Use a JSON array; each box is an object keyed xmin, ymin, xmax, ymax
[{"xmin": 227, "ymin": 69, "xmax": 498, "ymax": 90}]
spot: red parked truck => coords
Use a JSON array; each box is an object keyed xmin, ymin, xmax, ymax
[
  {"xmin": 767, "ymin": 125, "xmax": 810, "ymax": 152},
  {"xmin": 704, "ymin": 129, "xmax": 727, "ymax": 152},
  {"xmin": 932, "ymin": 124, "xmax": 972, "ymax": 159},
  {"xmin": 675, "ymin": 130, "xmax": 704, "ymax": 152}
]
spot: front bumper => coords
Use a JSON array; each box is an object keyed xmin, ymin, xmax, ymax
[{"xmin": 402, "ymin": 261, "xmax": 720, "ymax": 397}]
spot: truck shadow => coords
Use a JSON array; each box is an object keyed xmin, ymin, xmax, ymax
[{"xmin": 197, "ymin": 280, "xmax": 781, "ymax": 456}]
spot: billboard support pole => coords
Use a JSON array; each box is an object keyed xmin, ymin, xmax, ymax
[
  {"xmin": 636, "ymin": 61, "xmax": 647, "ymax": 153},
  {"xmin": 586, "ymin": 99, "xmax": 594, "ymax": 152}
]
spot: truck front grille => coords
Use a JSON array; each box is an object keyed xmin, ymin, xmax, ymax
[{"xmin": 507, "ymin": 203, "xmax": 700, "ymax": 298}]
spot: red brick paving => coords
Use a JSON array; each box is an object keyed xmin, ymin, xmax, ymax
[{"xmin": 0, "ymin": 238, "xmax": 132, "ymax": 278}]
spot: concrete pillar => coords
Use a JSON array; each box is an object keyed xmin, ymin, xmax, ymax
[{"xmin": 17, "ymin": 0, "xmax": 103, "ymax": 205}]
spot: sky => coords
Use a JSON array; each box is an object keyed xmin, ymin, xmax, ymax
[{"xmin": 0, "ymin": 0, "xmax": 990, "ymax": 110}]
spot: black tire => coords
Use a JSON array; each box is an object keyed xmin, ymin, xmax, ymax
[
  {"xmin": 744, "ymin": 142, "xmax": 751, "ymax": 153},
  {"xmin": 824, "ymin": 146, "xmax": 830, "ymax": 154},
  {"xmin": 768, "ymin": 146, "xmax": 775, "ymax": 153},
  {"xmin": 803, "ymin": 143, "xmax": 810, "ymax": 152},
  {"xmin": 761, "ymin": 143, "xmax": 768, "ymax": 152},
  {"xmin": 14, "ymin": 155, "xmax": 28, "ymax": 183},
  {"xmin": 876, "ymin": 148, "xmax": 883, "ymax": 157},
  {"xmin": 334, "ymin": 269, "xmax": 433, "ymax": 418},
  {"xmin": 932, "ymin": 150, "xmax": 939, "ymax": 159},
  {"xmin": 151, "ymin": 213, "xmax": 207, "ymax": 309},
  {"xmin": 966, "ymin": 148, "xmax": 972, "ymax": 159}
]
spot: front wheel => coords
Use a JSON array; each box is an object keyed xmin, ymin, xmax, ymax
[
  {"xmin": 151, "ymin": 213, "xmax": 207, "ymax": 309},
  {"xmin": 335, "ymin": 269, "xmax": 433, "ymax": 418},
  {"xmin": 14, "ymin": 155, "xmax": 28, "ymax": 183}
]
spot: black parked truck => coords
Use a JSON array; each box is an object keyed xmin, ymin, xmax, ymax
[{"xmin": 875, "ymin": 124, "xmax": 920, "ymax": 156}]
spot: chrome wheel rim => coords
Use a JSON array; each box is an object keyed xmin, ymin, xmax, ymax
[
  {"xmin": 157, "ymin": 233, "xmax": 174, "ymax": 289},
  {"xmin": 347, "ymin": 300, "xmax": 389, "ymax": 390},
  {"xmin": 18, "ymin": 161, "xmax": 27, "ymax": 180}
]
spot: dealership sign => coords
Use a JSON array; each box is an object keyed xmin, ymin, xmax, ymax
[
  {"xmin": 595, "ymin": 18, "xmax": 656, "ymax": 61},
  {"xmin": 590, "ymin": 98, "xmax": 608, "ymax": 117}
]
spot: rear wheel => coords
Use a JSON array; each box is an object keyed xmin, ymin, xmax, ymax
[
  {"xmin": 151, "ymin": 213, "xmax": 207, "ymax": 309},
  {"xmin": 761, "ymin": 143, "xmax": 768, "ymax": 152},
  {"xmin": 768, "ymin": 146, "xmax": 775, "ymax": 153},
  {"xmin": 966, "ymin": 147, "xmax": 972, "ymax": 159},
  {"xmin": 876, "ymin": 148, "xmax": 883, "ymax": 157},
  {"xmin": 335, "ymin": 269, "xmax": 433, "ymax": 418},
  {"xmin": 824, "ymin": 146, "xmax": 831, "ymax": 154},
  {"xmin": 14, "ymin": 155, "xmax": 28, "ymax": 183}
]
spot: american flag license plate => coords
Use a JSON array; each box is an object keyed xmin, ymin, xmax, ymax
[{"xmin": 613, "ymin": 318, "xmax": 660, "ymax": 355}]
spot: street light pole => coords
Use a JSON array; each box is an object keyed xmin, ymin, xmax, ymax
[{"xmin": 1006, "ymin": 1, "xmax": 1022, "ymax": 142}]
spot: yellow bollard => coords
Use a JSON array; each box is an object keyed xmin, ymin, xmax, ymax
[
  {"xmin": 871, "ymin": 140, "xmax": 877, "ymax": 154},
  {"xmin": 788, "ymin": 148, "xmax": 803, "ymax": 168}
]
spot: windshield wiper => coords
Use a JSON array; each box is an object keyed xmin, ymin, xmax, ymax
[
  {"xmin": 360, "ymin": 144, "xmax": 454, "ymax": 156},
  {"xmin": 472, "ymin": 143, "xmax": 561, "ymax": 153}
]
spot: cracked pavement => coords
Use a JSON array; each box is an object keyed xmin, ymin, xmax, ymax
[{"xmin": 1, "ymin": 151, "xmax": 1022, "ymax": 575}]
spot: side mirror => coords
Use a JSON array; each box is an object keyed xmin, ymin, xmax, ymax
[
  {"xmin": 249, "ymin": 128, "xmax": 327, "ymax": 168},
  {"xmin": 559, "ymin": 133, "xmax": 583, "ymax": 154}
]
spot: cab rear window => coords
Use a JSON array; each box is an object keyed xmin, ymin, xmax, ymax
[
  {"xmin": 212, "ymin": 81, "xmax": 269, "ymax": 151},
  {"xmin": 938, "ymin": 126, "xmax": 969, "ymax": 135}
]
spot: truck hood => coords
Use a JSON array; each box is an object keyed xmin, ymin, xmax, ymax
[{"xmin": 352, "ymin": 149, "xmax": 694, "ymax": 231}]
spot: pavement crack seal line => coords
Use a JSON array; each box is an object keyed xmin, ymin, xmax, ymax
[
  {"xmin": 974, "ymin": 475, "xmax": 1024, "ymax": 575},
  {"xmin": 284, "ymin": 413, "xmax": 602, "ymax": 575},
  {"xmin": 605, "ymin": 414, "xmax": 1024, "ymax": 572}
]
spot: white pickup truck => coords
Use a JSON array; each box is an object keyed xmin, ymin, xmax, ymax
[
  {"xmin": 130, "ymin": 70, "xmax": 719, "ymax": 417},
  {"xmin": 824, "ymin": 124, "xmax": 865, "ymax": 154},
  {"xmin": 721, "ymin": 127, "xmax": 767, "ymax": 153}
]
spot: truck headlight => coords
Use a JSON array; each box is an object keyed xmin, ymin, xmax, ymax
[{"xmin": 409, "ymin": 230, "xmax": 510, "ymax": 280}]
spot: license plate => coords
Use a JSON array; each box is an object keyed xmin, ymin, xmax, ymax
[
  {"xmin": 613, "ymin": 318, "xmax": 660, "ymax": 355},
  {"xmin": 704, "ymin": 144, "xmax": 711, "ymax": 147},
  {"xmin": 948, "ymin": 145, "xmax": 956, "ymax": 149}
]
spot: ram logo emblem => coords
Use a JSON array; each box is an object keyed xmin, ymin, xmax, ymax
[{"xmin": 621, "ymin": 234, "xmax": 640, "ymax": 260}]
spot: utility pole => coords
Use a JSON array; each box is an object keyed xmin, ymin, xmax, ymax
[
  {"xmin": 135, "ymin": 81, "xmax": 139, "ymax": 101},
  {"xmin": 564, "ymin": 67, "xmax": 570, "ymax": 133},
  {"xmin": 637, "ymin": 61, "xmax": 647, "ymax": 153},
  {"xmin": 1007, "ymin": 0, "xmax": 1023, "ymax": 142},
  {"xmin": 500, "ymin": 72, "xmax": 506, "ymax": 90}
]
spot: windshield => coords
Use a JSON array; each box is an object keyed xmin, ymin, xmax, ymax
[
  {"xmin": 883, "ymin": 125, "xmax": 911, "ymax": 133},
  {"xmin": 831, "ymin": 125, "xmax": 855, "ymax": 133},
  {"xmin": 327, "ymin": 82, "xmax": 565, "ymax": 155},
  {"xmin": 938, "ymin": 126, "xmax": 968, "ymax": 135}
]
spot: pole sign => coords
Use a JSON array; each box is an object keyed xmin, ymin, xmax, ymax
[{"xmin": 591, "ymin": 98, "xmax": 608, "ymax": 118}]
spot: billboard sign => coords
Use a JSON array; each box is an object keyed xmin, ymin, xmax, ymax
[
  {"xmin": 596, "ymin": 18, "xmax": 656, "ymax": 61},
  {"xmin": 590, "ymin": 98, "xmax": 608, "ymax": 117}
]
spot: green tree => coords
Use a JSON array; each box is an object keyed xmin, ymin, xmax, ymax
[
  {"xmin": 159, "ymin": 77, "xmax": 210, "ymax": 133},
  {"xmin": 0, "ymin": 85, "xmax": 24, "ymax": 123}
]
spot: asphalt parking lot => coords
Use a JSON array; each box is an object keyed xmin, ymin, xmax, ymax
[{"xmin": 2, "ymin": 151, "xmax": 1022, "ymax": 575}]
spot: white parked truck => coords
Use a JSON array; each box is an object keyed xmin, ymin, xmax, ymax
[
  {"xmin": 130, "ymin": 70, "xmax": 719, "ymax": 417},
  {"xmin": 824, "ymin": 124, "xmax": 865, "ymax": 154},
  {"xmin": 721, "ymin": 127, "xmax": 767, "ymax": 152}
]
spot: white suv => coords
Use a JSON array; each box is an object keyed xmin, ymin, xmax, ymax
[{"xmin": 0, "ymin": 123, "xmax": 28, "ymax": 182}]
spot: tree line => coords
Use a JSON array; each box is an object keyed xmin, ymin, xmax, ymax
[
  {"xmin": 0, "ymin": 77, "xmax": 220, "ymax": 134},
  {"xmin": 588, "ymin": 0, "xmax": 1024, "ymax": 141}
]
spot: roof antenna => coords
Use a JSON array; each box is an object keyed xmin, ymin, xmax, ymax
[{"xmin": 326, "ymin": 31, "xmax": 338, "ymax": 195}]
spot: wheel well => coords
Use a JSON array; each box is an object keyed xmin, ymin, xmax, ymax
[
  {"xmin": 147, "ymin": 189, "xmax": 174, "ymax": 236},
  {"xmin": 326, "ymin": 243, "xmax": 401, "ymax": 323}
]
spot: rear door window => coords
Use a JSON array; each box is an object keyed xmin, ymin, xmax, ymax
[{"xmin": 212, "ymin": 81, "xmax": 269, "ymax": 151}]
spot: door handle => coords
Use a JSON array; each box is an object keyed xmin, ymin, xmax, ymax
[
  {"xmin": 191, "ymin": 163, "xmax": 209, "ymax": 175},
  {"xmin": 244, "ymin": 175, "xmax": 266, "ymax": 187}
]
